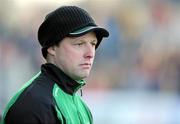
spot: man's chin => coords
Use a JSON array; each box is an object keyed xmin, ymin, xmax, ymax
[
  {"xmin": 79, "ymin": 75, "xmax": 88, "ymax": 80},
  {"xmin": 71, "ymin": 74, "xmax": 88, "ymax": 81},
  {"xmin": 77, "ymin": 73, "xmax": 89, "ymax": 80}
]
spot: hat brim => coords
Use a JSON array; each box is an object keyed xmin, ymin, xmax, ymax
[{"xmin": 69, "ymin": 26, "xmax": 109, "ymax": 38}]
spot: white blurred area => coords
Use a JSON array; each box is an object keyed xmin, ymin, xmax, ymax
[
  {"xmin": 84, "ymin": 90, "xmax": 180, "ymax": 124},
  {"xmin": 1, "ymin": 0, "xmax": 180, "ymax": 123}
]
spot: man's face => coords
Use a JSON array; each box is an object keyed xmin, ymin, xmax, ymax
[{"xmin": 53, "ymin": 32, "xmax": 97, "ymax": 80}]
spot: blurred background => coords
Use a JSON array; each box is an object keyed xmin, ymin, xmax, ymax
[{"xmin": 1, "ymin": 0, "xmax": 180, "ymax": 123}]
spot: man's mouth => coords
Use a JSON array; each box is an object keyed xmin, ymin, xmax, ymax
[{"xmin": 80, "ymin": 63, "xmax": 91, "ymax": 69}]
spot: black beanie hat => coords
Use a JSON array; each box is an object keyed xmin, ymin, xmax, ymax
[{"xmin": 38, "ymin": 6, "xmax": 109, "ymax": 58}]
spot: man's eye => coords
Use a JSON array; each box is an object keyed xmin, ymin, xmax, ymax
[
  {"xmin": 91, "ymin": 42, "xmax": 97, "ymax": 46},
  {"xmin": 76, "ymin": 43, "xmax": 83, "ymax": 46}
]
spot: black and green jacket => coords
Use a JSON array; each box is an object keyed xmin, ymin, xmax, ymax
[{"xmin": 1, "ymin": 63, "xmax": 93, "ymax": 124}]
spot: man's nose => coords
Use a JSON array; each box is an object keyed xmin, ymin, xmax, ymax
[{"xmin": 84, "ymin": 44, "xmax": 95, "ymax": 59}]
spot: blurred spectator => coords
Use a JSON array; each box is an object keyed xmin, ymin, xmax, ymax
[
  {"xmin": 96, "ymin": 16, "xmax": 122, "ymax": 62},
  {"xmin": 126, "ymin": 41, "xmax": 164, "ymax": 91}
]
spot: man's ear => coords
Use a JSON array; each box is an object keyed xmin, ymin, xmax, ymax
[{"xmin": 47, "ymin": 46, "xmax": 56, "ymax": 56}]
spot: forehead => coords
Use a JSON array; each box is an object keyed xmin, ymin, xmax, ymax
[{"xmin": 57, "ymin": 32, "xmax": 97, "ymax": 47}]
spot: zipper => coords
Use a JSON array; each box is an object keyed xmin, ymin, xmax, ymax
[{"xmin": 72, "ymin": 94, "xmax": 83, "ymax": 124}]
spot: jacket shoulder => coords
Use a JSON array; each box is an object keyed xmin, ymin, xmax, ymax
[{"xmin": 4, "ymin": 72, "xmax": 59, "ymax": 124}]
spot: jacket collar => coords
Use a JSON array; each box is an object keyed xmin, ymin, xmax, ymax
[{"xmin": 41, "ymin": 63, "xmax": 85, "ymax": 95}]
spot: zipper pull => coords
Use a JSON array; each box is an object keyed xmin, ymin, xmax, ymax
[{"xmin": 80, "ymin": 88, "xmax": 83, "ymax": 96}]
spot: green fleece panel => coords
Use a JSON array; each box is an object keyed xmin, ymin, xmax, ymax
[{"xmin": 53, "ymin": 84, "xmax": 93, "ymax": 124}]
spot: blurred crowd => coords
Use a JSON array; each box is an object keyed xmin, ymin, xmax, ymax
[
  {"xmin": 1, "ymin": 0, "xmax": 180, "ymax": 123},
  {"xmin": 86, "ymin": 0, "xmax": 180, "ymax": 94}
]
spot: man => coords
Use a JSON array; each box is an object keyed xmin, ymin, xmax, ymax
[{"xmin": 1, "ymin": 6, "xmax": 109, "ymax": 124}]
